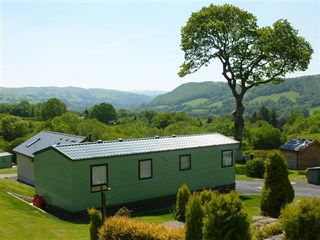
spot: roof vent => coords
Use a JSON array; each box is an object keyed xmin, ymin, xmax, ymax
[
  {"xmin": 26, "ymin": 138, "xmax": 41, "ymax": 147},
  {"xmin": 172, "ymin": 135, "xmax": 176, "ymax": 138},
  {"xmin": 155, "ymin": 136, "xmax": 159, "ymax": 139},
  {"xmin": 118, "ymin": 138, "xmax": 123, "ymax": 142},
  {"xmin": 96, "ymin": 140, "xmax": 103, "ymax": 143}
]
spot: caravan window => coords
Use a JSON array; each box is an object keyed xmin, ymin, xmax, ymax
[
  {"xmin": 222, "ymin": 150, "xmax": 233, "ymax": 167},
  {"xmin": 180, "ymin": 155, "xmax": 191, "ymax": 171},
  {"xmin": 139, "ymin": 159, "xmax": 152, "ymax": 180},
  {"xmin": 91, "ymin": 164, "xmax": 108, "ymax": 192}
]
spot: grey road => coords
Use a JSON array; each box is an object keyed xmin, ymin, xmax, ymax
[
  {"xmin": 236, "ymin": 180, "xmax": 320, "ymax": 197},
  {"xmin": 0, "ymin": 174, "xmax": 17, "ymax": 179}
]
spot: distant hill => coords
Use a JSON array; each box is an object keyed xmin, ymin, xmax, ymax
[
  {"xmin": 144, "ymin": 75, "xmax": 320, "ymax": 117},
  {"xmin": 129, "ymin": 90, "xmax": 168, "ymax": 97},
  {"xmin": 1, "ymin": 75, "xmax": 319, "ymax": 116},
  {"xmin": 0, "ymin": 87, "xmax": 154, "ymax": 111}
]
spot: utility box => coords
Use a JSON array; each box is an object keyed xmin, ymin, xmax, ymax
[
  {"xmin": 0, "ymin": 152, "xmax": 13, "ymax": 169},
  {"xmin": 307, "ymin": 167, "xmax": 320, "ymax": 185}
]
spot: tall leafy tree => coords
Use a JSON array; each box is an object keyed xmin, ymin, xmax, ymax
[
  {"xmin": 41, "ymin": 98, "xmax": 67, "ymax": 121},
  {"xmin": 89, "ymin": 103, "xmax": 117, "ymax": 124},
  {"xmin": 12, "ymin": 101, "xmax": 32, "ymax": 117},
  {"xmin": 0, "ymin": 115, "xmax": 30, "ymax": 141},
  {"xmin": 178, "ymin": 4, "xmax": 313, "ymax": 159}
]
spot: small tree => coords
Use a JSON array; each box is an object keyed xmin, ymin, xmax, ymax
[
  {"xmin": 174, "ymin": 183, "xmax": 191, "ymax": 222},
  {"xmin": 87, "ymin": 208, "xmax": 103, "ymax": 240},
  {"xmin": 185, "ymin": 193, "xmax": 204, "ymax": 240},
  {"xmin": 202, "ymin": 191, "xmax": 251, "ymax": 240},
  {"xmin": 260, "ymin": 151, "xmax": 294, "ymax": 217},
  {"xmin": 250, "ymin": 121, "xmax": 285, "ymax": 150}
]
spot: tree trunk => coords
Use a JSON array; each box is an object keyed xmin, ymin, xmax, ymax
[{"xmin": 233, "ymin": 96, "xmax": 245, "ymax": 162}]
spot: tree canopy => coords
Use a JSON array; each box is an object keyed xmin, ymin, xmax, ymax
[
  {"xmin": 41, "ymin": 98, "xmax": 67, "ymax": 121},
  {"xmin": 179, "ymin": 4, "xmax": 313, "ymax": 159},
  {"xmin": 89, "ymin": 103, "xmax": 117, "ymax": 124}
]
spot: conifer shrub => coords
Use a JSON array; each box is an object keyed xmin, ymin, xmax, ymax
[
  {"xmin": 202, "ymin": 191, "xmax": 251, "ymax": 240},
  {"xmin": 98, "ymin": 216, "xmax": 184, "ymax": 240},
  {"xmin": 185, "ymin": 193, "xmax": 204, "ymax": 240},
  {"xmin": 174, "ymin": 183, "xmax": 190, "ymax": 222},
  {"xmin": 115, "ymin": 206, "xmax": 132, "ymax": 217},
  {"xmin": 199, "ymin": 188, "xmax": 215, "ymax": 205},
  {"xmin": 88, "ymin": 208, "xmax": 103, "ymax": 240},
  {"xmin": 280, "ymin": 198, "xmax": 320, "ymax": 240},
  {"xmin": 260, "ymin": 151, "xmax": 294, "ymax": 218},
  {"xmin": 246, "ymin": 158, "xmax": 265, "ymax": 178}
]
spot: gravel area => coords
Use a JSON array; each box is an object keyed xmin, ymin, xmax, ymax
[{"xmin": 162, "ymin": 220, "xmax": 184, "ymax": 229}]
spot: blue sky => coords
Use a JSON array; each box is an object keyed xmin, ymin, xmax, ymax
[{"xmin": 1, "ymin": 0, "xmax": 319, "ymax": 91}]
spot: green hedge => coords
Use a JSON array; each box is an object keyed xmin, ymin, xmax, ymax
[
  {"xmin": 245, "ymin": 158, "xmax": 265, "ymax": 178},
  {"xmin": 98, "ymin": 216, "xmax": 184, "ymax": 240}
]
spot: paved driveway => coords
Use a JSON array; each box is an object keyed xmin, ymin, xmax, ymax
[
  {"xmin": 236, "ymin": 180, "xmax": 320, "ymax": 197},
  {"xmin": 0, "ymin": 173, "xmax": 17, "ymax": 179}
]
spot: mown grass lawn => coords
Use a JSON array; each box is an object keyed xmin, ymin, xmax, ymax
[
  {"xmin": 135, "ymin": 209, "xmax": 174, "ymax": 224},
  {"xmin": 236, "ymin": 163, "xmax": 307, "ymax": 182},
  {"xmin": 0, "ymin": 167, "xmax": 17, "ymax": 174},
  {"xmin": 1, "ymin": 166, "xmax": 302, "ymax": 239},
  {"xmin": 0, "ymin": 179, "xmax": 88, "ymax": 240}
]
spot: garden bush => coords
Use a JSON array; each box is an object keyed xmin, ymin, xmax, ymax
[
  {"xmin": 98, "ymin": 216, "xmax": 184, "ymax": 240},
  {"xmin": 202, "ymin": 191, "xmax": 251, "ymax": 240},
  {"xmin": 260, "ymin": 151, "xmax": 294, "ymax": 218},
  {"xmin": 199, "ymin": 188, "xmax": 215, "ymax": 205},
  {"xmin": 185, "ymin": 193, "xmax": 204, "ymax": 240},
  {"xmin": 88, "ymin": 208, "xmax": 103, "ymax": 240},
  {"xmin": 280, "ymin": 198, "xmax": 320, "ymax": 240},
  {"xmin": 246, "ymin": 158, "xmax": 265, "ymax": 178},
  {"xmin": 115, "ymin": 206, "xmax": 132, "ymax": 217},
  {"xmin": 174, "ymin": 183, "xmax": 190, "ymax": 222}
]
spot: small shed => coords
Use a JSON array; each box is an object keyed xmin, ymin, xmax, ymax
[
  {"xmin": 34, "ymin": 133, "xmax": 239, "ymax": 219},
  {"xmin": 0, "ymin": 152, "xmax": 13, "ymax": 169},
  {"xmin": 13, "ymin": 131, "xmax": 86, "ymax": 186},
  {"xmin": 279, "ymin": 138, "xmax": 320, "ymax": 170}
]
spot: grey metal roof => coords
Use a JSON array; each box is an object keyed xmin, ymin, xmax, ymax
[
  {"xmin": 13, "ymin": 130, "xmax": 86, "ymax": 158},
  {"xmin": 50, "ymin": 133, "xmax": 239, "ymax": 160},
  {"xmin": 0, "ymin": 152, "xmax": 13, "ymax": 157},
  {"xmin": 279, "ymin": 138, "xmax": 316, "ymax": 152}
]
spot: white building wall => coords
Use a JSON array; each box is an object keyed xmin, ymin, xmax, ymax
[{"xmin": 17, "ymin": 153, "xmax": 34, "ymax": 186}]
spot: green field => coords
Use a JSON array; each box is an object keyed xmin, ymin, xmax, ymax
[
  {"xmin": 0, "ymin": 179, "xmax": 88, "ymax": 240},
  {"xmin": 0, "ymin": 167, "xmax": 17, "ymax": 174},
  {"xmin": 251, "ymin": 91, "xmax": 299, "ymax": 104},
  {"xmin": 184, "ymin": 98, "xmax": 209, "ymax": 107}
]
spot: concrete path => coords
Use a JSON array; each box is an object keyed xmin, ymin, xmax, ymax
[{"xmin": 0, "ymin": 173, "xmax": 17, "ymax": 179}]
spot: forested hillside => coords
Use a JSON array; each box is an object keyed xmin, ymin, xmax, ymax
[
  {"xmin": 1, "ymin": 75, "xmax": 319, "ymax": 116},
  {"xmin": 144, "ymin": 75, "xmax": 320, "ymax": 117},
  {"xmin": 0, "ymin": 87, "xmax": 153, "ymax": 111}
]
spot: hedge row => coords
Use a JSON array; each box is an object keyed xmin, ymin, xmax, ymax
[{"xmin": 98, "ymin": 216, "xmax": 184, "ymax": 240}]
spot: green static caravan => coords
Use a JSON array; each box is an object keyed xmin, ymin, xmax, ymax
[
  {"xmin": 34, "ymin": 133, "xmax": 239, "ymax": 219},
  {"xmin": 0, "ymin": 152, "xmax": 13, "ymax": 169}
]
